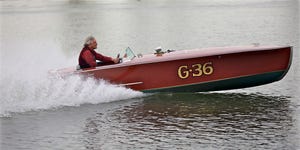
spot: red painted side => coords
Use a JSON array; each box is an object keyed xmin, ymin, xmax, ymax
[{"xmin": 73, "ymin": 46, "xmax": 291, "ymax": 91}]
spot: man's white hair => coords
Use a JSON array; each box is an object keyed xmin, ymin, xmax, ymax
[{"xmin": 84, "ymin": 36, "xmax": 96, "ymax": 46}]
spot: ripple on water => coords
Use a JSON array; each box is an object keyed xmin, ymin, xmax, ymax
[{"xmin": 81, "ymin": 92, "xmax": 296, "ymax": 149}]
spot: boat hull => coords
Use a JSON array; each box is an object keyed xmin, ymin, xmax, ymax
[
  {"xmin": 143, "ymin": 70, "xmax": 286, "ymax": 93},
  {"xmin": 57, "ymin": 46, "xmax": 292, "ymax": 93}
]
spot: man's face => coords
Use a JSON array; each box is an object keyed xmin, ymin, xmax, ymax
[{"xmin": 90, "ymin": 39, "xmax": 97, "ymax": 49}]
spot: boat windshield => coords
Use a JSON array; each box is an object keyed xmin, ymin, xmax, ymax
[{"xmin": 122, "ymin": 47, "xmax": 136, "ymax": 61}]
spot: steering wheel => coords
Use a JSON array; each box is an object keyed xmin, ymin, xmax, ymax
[{"xmin": 117, "ymin": 53, "xmax": 123, "ymax": 63}]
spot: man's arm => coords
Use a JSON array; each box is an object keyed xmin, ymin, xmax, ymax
[{"xmin": 93, "ymin": 51, "xmax": 114, "ymax": 63}]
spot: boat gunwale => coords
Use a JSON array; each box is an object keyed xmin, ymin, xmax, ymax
[{"xmin": 76, "ymin": 45, "xmax": 291, "ymax": 74}]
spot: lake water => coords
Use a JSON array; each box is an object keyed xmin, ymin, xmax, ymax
[{"xmin": 1, "ymin": 0, "xmax": 299, "ymax": 149}]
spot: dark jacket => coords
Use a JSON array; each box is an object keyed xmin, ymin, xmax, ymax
[{"xmin": 78, "ymin": 46, "xmax": 113, "ymax": 68}]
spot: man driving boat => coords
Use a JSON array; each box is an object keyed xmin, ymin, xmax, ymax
[{"xmin": 78, "ymin": 36, "xmax": 120, "ymax": 69}]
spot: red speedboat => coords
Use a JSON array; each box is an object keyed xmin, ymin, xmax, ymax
[{"xmin": 54, "ymin": 45, "xmax": 292, "ymax": 93}]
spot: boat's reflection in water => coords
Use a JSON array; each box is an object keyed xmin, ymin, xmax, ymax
[{"xmin": 83, "ymin": 92, "xmax": 294, "ymax": 149}]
